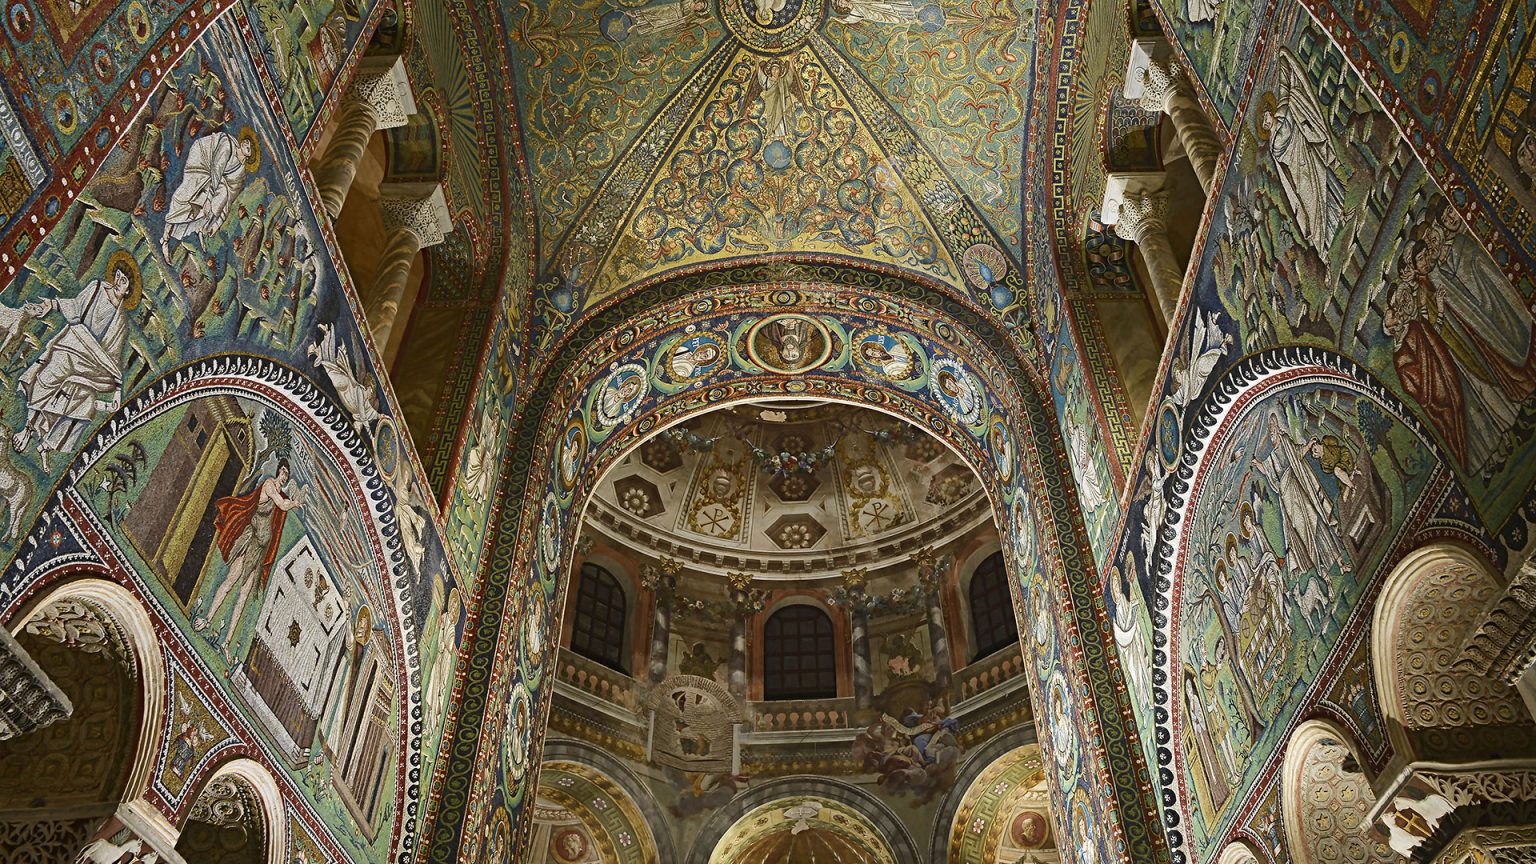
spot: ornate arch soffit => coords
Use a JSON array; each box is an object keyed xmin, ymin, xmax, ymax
[
  {"xmin": 5, "ymin": 576, "xmax": 169, "ymax": 823},
  {"xmin": 929, "ymin": 723, "xmax": 1041, "ymax": 861},
  {"xmin": 0, "ymin": 355, "xmax": 423, "ymax": 861},
  {"xmin": 540, "ymin": 738, "xmax": 680, "ymax": 863},
  {"xmin": 420, "ymin": 278, "xmax": 1165, "ymax": 862},
  {"xmin": 183, "ymin": 757, "xmax": 290, "ymax": 864},
  {"xmin": 1149, "ymin": 346, "xmax": 1443, "ymax": 859},
  {"xmin": 525, "ymin": 258, "xmax": 1044, "ymax": 391},
  {"xmin": 682, "ymin": 775, "xmax": 919, "ymax": 864}
]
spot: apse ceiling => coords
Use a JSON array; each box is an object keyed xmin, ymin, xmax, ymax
[
  {"xmin": 499, "ymin": 0, "xmax": 1036, "ymax": 314},
  {"xmin": 585, "ymin": 402, "xmax": 991, "ymax": 575}
]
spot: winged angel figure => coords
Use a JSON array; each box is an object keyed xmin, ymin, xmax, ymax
[{"xmin": 741, "ymin": 57, "xmax": 809, "ymax": 141}]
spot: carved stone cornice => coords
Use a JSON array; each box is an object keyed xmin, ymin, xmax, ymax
[
  {"xmin": 0, "ymin": 626, "xmax": 71, "ymax": 740},
  {"xmin": 1433, "ymin": 825, "xmax": 1536, "ymax": 864}
]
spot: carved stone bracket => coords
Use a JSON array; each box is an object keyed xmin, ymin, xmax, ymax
[
  {"xmin": 1459, "ymin": 558, "xmax": 1536, "ymax": 688},
  {"xmin": 0, "ymin": 625, "xmax": 71, "ymax": 740},
  {"xmin": 1433, "ymin": 825, "xmax": 1536, "ymax": 864}
]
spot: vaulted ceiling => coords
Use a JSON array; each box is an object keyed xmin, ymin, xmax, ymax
[{"xmin": 497, "ymin": 0, "xmax": 1036, "ymax": 317}]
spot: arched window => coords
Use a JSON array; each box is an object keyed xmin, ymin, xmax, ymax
[
  {"xmin": 969, "ymin": 552, "xmax": 1018, "ymax": 660},
  {"xmin": 763, "ymin": 605, "xmax": 836, "ymax": 700},
  {"xmin": 571, "ymin": 563, "xmax": 628, "ymax": 673}
]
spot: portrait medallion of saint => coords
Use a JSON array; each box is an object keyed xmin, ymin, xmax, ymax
[
  {"xmin": 1012, "ymin": 810, "xmax": 1052, "ymax": 849},
  {"xmin": 665, "ymin": 332, "xmax": 726, "ymax": 383},
  {"xmin": 1011, "ymin": 496, "xmax": 1034, "ymax": 567},
  {"xmin": 1047, "ymin": 671, "xmax": 1078, "ymax": 777},
  {"xmin": 539, "ymin": 494, "xmax": 563, "ymax": 570},
  {"xmin": 559, "ymin": 422, "xmax": 587, "ymax": 493},
  {"xmin": 930, "ymin": 357, "xmax": 985, "ymax": 426},
  {"xmin": 504, "ymin": 681, "xmax": 532, "ymax": 779},
  {"xmin": 552, "ymin": 828, "xmax": 590, "ymax": 863},
  {"xmin": 990, "ymin": 418, "xmax": 1014, "ymax": 482},
  {"xmin": 594, "ymin": 362, "xmax": 649, "ymax": 430},
  {"xmin": 523, "ymin": 586, "xmax": 548, "ymax": 670},
  {"xmin": 746, "ymin": 314, "xmax": 833, "ymax": 374},
  {"xmin": 853, "ymin": 329, "xmax": 919, "ymax": 381}
]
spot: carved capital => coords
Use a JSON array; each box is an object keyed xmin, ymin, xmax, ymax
[
  {"xmin": 1110, "ymin": 188, "xmax": 1170, "ymax": 245},
  {"xmin": 346, "ymin": 56, "xmax": 417, "ymax": 131},
  {"xmin": 727, "ymin": 571, "xmax": 754, "ymax": 595},
  {"xmin": 640, "ymin": 557, "xmax": 683, "ymax": 595},
  {"xmin": 1370, "ymin": 762, "xmax": 1536, "ymax": 862},
  {"xmin": 0, "ymin": 626, "xmax": 71, "ymax": 740},
  {"xmin": 1135, "ymin": 57, "xmax": 1191, "ymax": 115},
  {"xmin": 378, "ymin": 183, "xmax": 453, "ymax": 250}
]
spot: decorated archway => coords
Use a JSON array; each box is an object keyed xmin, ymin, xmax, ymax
[
  {"xmin": 0, "ymin": 355, "xmax": 424, "ymax": 861},
  {"xmin": 1148, "ymin": 346, "xmax": 1454, "ymax": 862},
  {"xmin": 420, "ymin": 276, "xmax": 1165, "ymax": 864}
]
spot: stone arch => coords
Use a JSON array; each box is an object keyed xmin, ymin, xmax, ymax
[
  {"xmin": 1371, "ymin": 542, "xmax": 1536, "ymax": 764},
  {"xmin": 1281, "ymin": 718, "xmax": 1394, "ymax": 864},
  {"xmin": 539, "ymin": 738, "xmax": 679, "ymax": 863},
  {"xmin": 175, "ymin": 757, "xmax": 288, "ymax": 864},
  {"xmin": 1150, "ymin": 347, "xmax": 1445, "ymax": 860},
  {"xmin": 0, "ymin": 575, "xmax": 171, "ymax": 854},
  {"xmin": 929, "ymin": 723, "xmax": 1040, "ymax": 861},
  {"xmin": 423, "ymin": 278, "xmax": 1158, "ymax": 864},
  {"xmin": 940, "ymin": 740, "xmax": 1053, "ymax": 862},
  {"xmin": 683, "ymin": 775, "xmax": 919, "ymax": 864},
  {"xmin": 1216, "ymin": 839, "xmax": 1263, "ymax": 864}
]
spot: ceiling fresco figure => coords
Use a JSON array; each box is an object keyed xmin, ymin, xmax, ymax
[{"xmin": 0, "ymin": 0, "xmax": 1531, "ymax": 860}]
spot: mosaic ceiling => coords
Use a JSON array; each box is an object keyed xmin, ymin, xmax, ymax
[{"xmin": 500, "ymin": 0, "xmax": 1037, "ymax": 319}]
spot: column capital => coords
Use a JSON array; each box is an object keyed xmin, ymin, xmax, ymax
[
  {"xmin": 640, "ymin": 557, "xmax": 683, "ymax": 594},
  {"xmin": 1134, "ymin": 56, "xmax": 1193, "ymax": 115},
  {"xmin": 727, "ymin": 571, "xmax": 755, "ymax": 595},
  {"xmin": 346, "ymin": 56, "xmax": 417, "ymax": 131},
  {"xmin": 1100, "ymin": 172, "xmax": 1169, "ymax": 244},
  {"xmin": 378, "ymin": 183, "xmax": 453, "ymax": 249},
  {"xmin": 0, "ymin": 625, "xmax": 71, "ymax": 740}
]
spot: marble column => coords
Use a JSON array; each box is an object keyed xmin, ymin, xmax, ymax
[
  {"xmin": 912, "ymin": 549, "xmax": 954, "ymax": 693},
  {"xmin": 1127, "ymin": 40, "xmax": 1223, "ymax": 195},
  {"xmin": 0, "ymin": 626, "xmax": 71, "ymax": 740},
  {"xmin": 641, "ymin": 559, "xmax": 681, "ymax": 684},
  {"xmin": 368, "ymin": 184, "xmax": 452, "ymax": 349},
  {"xmin": 313, "ymin": 57, "xmax": 416, "ymax": 219},
  {"xmin": 844, "ymin": 569, "xmax": 874, "ymax": 710},
  {"xmin": 1103, "ymin": 172, "xmax": 1180, "ymax": 327},
  {"xmin": 726, "ymin": 572, "xmax": 756, "ymax": 700}
]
